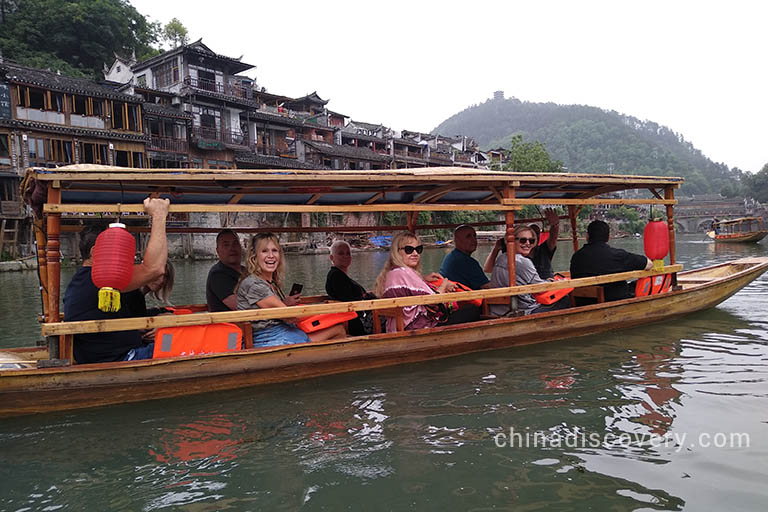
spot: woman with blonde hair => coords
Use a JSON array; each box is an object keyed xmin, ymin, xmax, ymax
[
  {"xmin": 237, "ymin": 233, "xmax": 345, "ymax": 346},
  {"xmin": 374, "ymin": 232, "xmax": 479, "ymax": 332},
  {"xmin": 485, "ymin": 224, "xmax": 569, "ymax": 316}
]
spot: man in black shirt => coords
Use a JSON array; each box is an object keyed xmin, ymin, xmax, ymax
[
  {"xmin": 63, "ymin": 198, "xmax": 170, "ymax": 363},
  {"xmin": 529, "ymin": 208, "xmax": 561, "ymax": 279},
  {"xmin": 570, "ymin": 220, "xmax": 651, "ymax": 304},
  {"xmin": 206, "ymin": 229, "xmax": 243, "ymax": 312}
]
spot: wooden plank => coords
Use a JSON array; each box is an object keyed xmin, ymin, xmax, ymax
[
  {"xmin": 45, "ymin": 203, "xmax": 520, "ymax": 214},
  {"xmin": 41, "ymin": 265, "xmax": 684, "ymax": 336},
  {"xmin": 502, "ymin": 198, "xmax": 676, "ymax": 206}
]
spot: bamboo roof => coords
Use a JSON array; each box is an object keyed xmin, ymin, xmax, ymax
[{"xmin": 28, "ymin": 165, "xmax": 683, "ymax": 214}]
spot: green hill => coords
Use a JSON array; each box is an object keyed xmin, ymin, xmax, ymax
[{"xmin": 432, "ymin": 96, "xmax": 741, "ymax": 196}]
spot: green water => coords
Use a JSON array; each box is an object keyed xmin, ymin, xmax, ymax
[{"xmin": 1, "ymin": 236, "xmax": 767, "ymax": 510}]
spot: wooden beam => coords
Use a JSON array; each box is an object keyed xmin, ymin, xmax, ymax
[
  {"xmin": 502, "ymin": 198, "xmax": 676, "ymax": 206},
  {"xmin": 42, "ymin": 265, "xmax": 685, "ymax": 336},
  {"xmin": 306, "ymin": 193, "xmax": 322, "ymax": 205},
  {"xmin": 365, "ymin": 192, "xmax": 384, "ymax": 204},
  {"xmin": 45, "ymin": 203, "xmax": 520, "ymax": 214},
  {"xmin": 227, "ymin": 194, "xmax": 243, "ymax": 204}
]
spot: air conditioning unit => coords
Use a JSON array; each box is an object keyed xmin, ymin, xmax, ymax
[
  {"xmin": 181, "ymin": 103, "xmax": 193, "ymax": 113},
  {"xmin": 171, "ymin": 96, "xmax": 181, "ymax": 105}
]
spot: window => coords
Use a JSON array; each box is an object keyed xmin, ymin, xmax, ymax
[
  {"xmin": 132, "ymin": 152, "xmax": 145, "ymax": 168},
  {"xmin": 153, "ymin": 59, "xmax": 180, "ymax": 88},
  {"xmin": 28, "ymin": 87, "xmax": 45, "ymax": 109},
  {"xmin": 71, "ymin": 95, "xmax": 88, "ymax": 114},
  {"xmin": 136, "ymin": 74, "xmax": 147, "ymax": 87},
  {"xmin": 16, "ymin": 86, "xmax": 65, "ymax": 111},
  {"xmin": 49, "ymin": 139, "xmax": 73, "ymax": 163},
  {"xmin": 115, "ymin": 150, "xmax": 130, "ymax": 166},
  {"xmin": 111, "ymin": 101, "xmax": 141, "ymax": 131},
  {"xmin": 28, "ymin": 137, "xmax": 46, "ymax": 162},
  {"xmin": 0, "ymin": 134, "xmax": 10, "ymax": 165},
  {"xmin": 79, "ymin": 142, "xmax": 109, "ymax": 164}
]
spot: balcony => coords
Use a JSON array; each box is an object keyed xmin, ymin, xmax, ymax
[
  {"xmin": 183, "ymin": 76, "xmax": 251, "ymax": 100},
  {"xmin": 191, "ymin": 126, "xmax": 248, "ymax": 147},
  {"xmin": 148, "ymin": 135, "xmax": 188, "ymax": 153}
]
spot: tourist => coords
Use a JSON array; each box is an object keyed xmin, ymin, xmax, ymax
[
  {"xmin": 439, "ymin": 225, "xmax": 490, "ymax": 289},
  {"xmin": 63, "ymin": 197, "xmax": 170, "ymax": 363},
  {"xmin": 487, "ymin": 225, "xmax": 570, "ymax": 316},
  {"xmin": 570, "ymin": 220, "xmax": 652, "ymax": 304},
  {"xmin": 374, "ymin": 232, "xmax": 479, "ymax": 332},
  {"xmin": 528, "ymin": 207, "xmax": 560, "ymax": 279},
  {"xmin": 206, "ymin": 229, "xmax": 243, "ymax": 312},
  {"xmin": 325, "ymin": 240, "xmax": 375, "ymax": 336},
  {"xmin": 237, "ymin": 233, "xmax": 345, "ymax": 346}
]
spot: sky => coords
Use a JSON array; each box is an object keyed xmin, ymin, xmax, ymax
[{"xmin": 129, "ymin": 0, "xmax": 767, "ymax": 173}]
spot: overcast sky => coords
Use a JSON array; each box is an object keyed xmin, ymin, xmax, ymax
[{"xmin": 130, "ymin": 0, "xmax": 766, "ymax": 173}]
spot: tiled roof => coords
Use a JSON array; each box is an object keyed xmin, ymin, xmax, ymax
[
  {"xmin": 391, "ymin": 137, "xmax": 424, "ymax": 148},
  {"xmin": 0, "ymin": 119, "xmax": 147, "ymax": 142},
  {"xmin": 348, "ymin": 120, "xmax": 385, "ymax": 132},
  {"xmin": 339, "ymin": 132, "xmax": 386, "ymax": 144},
  {"xmin": 245, "ymin": 110, "xmax": 305, "ymax": 128},
  {"xmin": 303, "ymin": 141, "xmax": 390, "ymax": 162},
  {"xmin": 2, "ymin": 63, "xmax": 141, "ymax": 102},
  {"xmin": 133, "ymin": 40, "xmax": 253, "ymax": 74},
  {"xmin": 142, "ymin": 103, "xmax": 193, "ymax": 120},
  {"xmin": 182, "ymin": 84, "xmax": 261, "ymax": 109},
  {"xmin": 233, "ymin": 152, "xmax": 317, "ymax": 169}
]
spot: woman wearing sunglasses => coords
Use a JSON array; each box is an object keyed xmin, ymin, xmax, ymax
[
  {"xmin": 236, "ymin": 233, "xmax": 346, "ymax": 346},
  {"xmin": 374, "ymin": 232, "xmax": 479, "ymax": 332},
  {"xmin": 487, "ymin": 225, "xmax": 570, "ymax": 316}
]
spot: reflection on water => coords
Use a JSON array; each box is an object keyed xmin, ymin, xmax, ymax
[{"xmin": 0, "ymin": 235, "xmax": 766, "ymax": 510}]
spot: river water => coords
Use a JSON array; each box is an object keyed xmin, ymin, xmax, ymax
[{"xmin": 1, "ymin": 235, "xmax": 766, "ymax": 511}]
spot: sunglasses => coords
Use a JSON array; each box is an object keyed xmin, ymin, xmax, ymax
[
  {"xmin": 516, "ymin": 237, "xmax": 536, "ymax": 245},
  {"xmin": 401, "ymin": 245, "xmax": 424, "ymax": 255}
]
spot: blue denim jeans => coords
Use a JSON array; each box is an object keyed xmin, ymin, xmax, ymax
[
  {"xmin": 124, "ymin": 343, "xmax": 154, "ymax": 361},
  {"xmin": 253, "ymin": 322, "xmax": 310, "ymax": 347}
]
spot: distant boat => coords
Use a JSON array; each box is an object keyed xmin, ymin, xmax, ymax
[{"xmin": 707, "ymin": 217, "xmax": 767, "ymax": 243}]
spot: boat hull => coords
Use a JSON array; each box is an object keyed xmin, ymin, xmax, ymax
[
  {"xmin": 715, "ymin": 231, "xmax": 768, "ymax": 243},
  {"xmin": 2, "ymin": 258, "xmax": 767, "ymax": 417}
]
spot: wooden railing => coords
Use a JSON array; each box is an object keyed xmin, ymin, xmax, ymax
[
  {"xmin": 42, "ymin": 265, "xmax": 683, "ymax": 336},
  {"xmin": 148, "ymin": 136, "xmax": 188, "ymax": 153},
  {"xmin": 183, "ymin": 76, "xmax": 251, "ymax": 99},
  {"xmin": 191, "ymin": 126, "xmax": 248, "ymax": 146}
]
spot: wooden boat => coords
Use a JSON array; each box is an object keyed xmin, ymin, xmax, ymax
[
  {"xmin": 707, "ymin": 216, "xmax": 767, "ymax": 243},
  {"xmin": 2, "ymin": 165, "xmax": 767, "ymax": 418}
]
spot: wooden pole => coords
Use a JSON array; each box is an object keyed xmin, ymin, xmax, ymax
[
  {"xmin": 45, "ymin": 183, "xmax": 62, "ymax": 359},
  {"xmin": 665, "ymin": 186, "xmax": 676, "ymax": 265},
  {"xmin": 406, "ymin": 212, "xmax": 418, "ymax": 233},
  {"xmin": 45, "ymin": 184, "xmax": 62, "ymax": 323},
  {"xmin": 503, "ymin": 186, "xmax": 516, "ymax": 311},
  {"xmin": 568, "ymin": 205, "xmax": 579, "ymax": 253},
  {"xmin": 34, "ymin": 218, "xmax": 49, "ymax": 319}
]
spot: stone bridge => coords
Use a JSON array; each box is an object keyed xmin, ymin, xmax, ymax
[{"xmin": 674, "ymin": 197, "xmax": 763, "ymax": 233}]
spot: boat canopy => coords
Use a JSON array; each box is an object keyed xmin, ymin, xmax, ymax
[{"xmin": 24, "ymin": 165, "xmax": 683, "ymax": 214}]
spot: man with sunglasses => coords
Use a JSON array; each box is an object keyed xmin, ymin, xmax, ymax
[
  {"xmin": 570, "ymin": 220, "xmax": 652, "ymax": 304},
  {"xmin": 439, "ymin": 225, "xmax": 491, "ymax": 290}
]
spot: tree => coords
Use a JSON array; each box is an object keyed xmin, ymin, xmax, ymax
[
  {"xmin": 502, "ymin": 134, "xmax": 563, "ymax": 173},
  {"xmin": 163, "ymin": 18, "xmax": 189, "ymax": 48},
  {"xmin": 0, "ymin": 0, "xmax": 160, "ymax": 78},
  {"xmin": 743, "ymin": 163, "xmax": 768, "ymax": 203}
]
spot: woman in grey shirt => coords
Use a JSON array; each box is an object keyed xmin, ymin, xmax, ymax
[{"xmin": 237, "ymin": 233, "xmax": 345, "ymax": 347}]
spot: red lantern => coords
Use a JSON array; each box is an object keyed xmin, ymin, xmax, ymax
[
  {"xmin": 643, "ymin": 218, "xmax": 669, "ymax": 271},
  {"xmin": 91, "ymin": 223, "xmax": 135, "ymax": 312}
]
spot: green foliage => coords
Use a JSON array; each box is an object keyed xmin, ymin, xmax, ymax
[
  {"xmin": 0, "ymin": 0, "xmax": 160, "ymax": 78},
  {"xmin": 577, "ymin": 205, "xmax": 594, "ymax": 219},
  {"xmin": 501, "ymin": 134, "xmax": 563, "ymax": 173},
  {"xmin": 432, "ymin": 96, "xmax": 743, "ymax": 196},
  {"xmin": 163, "ymin": 17, "xmax": 189, "ymax": 48},
  {"xmin": 742, "ymin": 163, "xmax": 768, "ymax": 203}
]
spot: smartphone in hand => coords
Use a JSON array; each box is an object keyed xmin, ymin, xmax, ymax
[{"xmin": 289, "ymin": 283, "xmax": 303, "ymax": 296}]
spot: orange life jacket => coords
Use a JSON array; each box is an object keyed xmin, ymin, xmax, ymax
[
  {"xmin": 534, "ymin": 274, "xmax": 574, "ymax": 305},
  {"xmin": 636, "ymin": 274, "xmax": 672, "ymax": 297},
  {"xmin": 296, "ymin": 311, "xmax": 358, "ymax": 333},
  {"xmin": 153, "ymin": 323, "xmax": 242, "ymax": 358},
  {"xmin": 426, "ymin": 277, "xmax": 483, "ymax": 308}
]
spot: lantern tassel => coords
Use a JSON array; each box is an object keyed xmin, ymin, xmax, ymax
[
  {"xmin": 652, "ymin": 259, "xmax": 665, "ymax": 272},
  {"xmin": 98, "ymin": 287, "xmax": 121, "ymax": 312}
]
